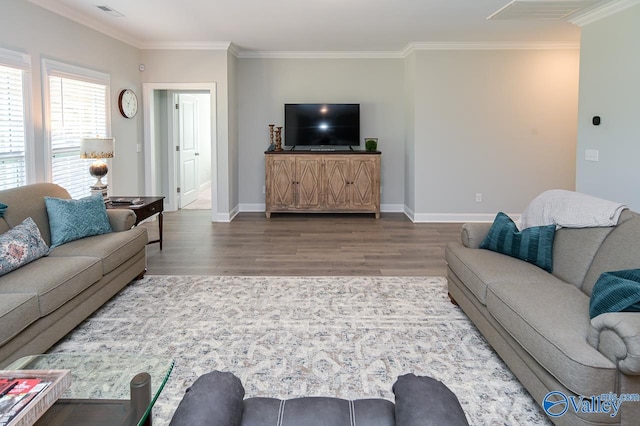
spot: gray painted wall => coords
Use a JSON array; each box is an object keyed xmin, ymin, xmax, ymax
[
  {"xmin": 576, "ymin": 4, "xmax": 640, "ymax": 210},
  {"xmin": 237, "ymin": 58, "xmax": 406, "ymax": 209},
  {"xmin": 410, "ymin": 49, "xmax": 579, "ymax": 219},
  {"xmin": 2, "ymin": 0, "xmax": 586, "ymax": 220},
  {"xmin": 0, "ymin": 0, "xmax": 143, "ymax": 194}
]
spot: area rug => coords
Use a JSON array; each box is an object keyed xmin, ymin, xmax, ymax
[{"xmin": 50, "ymin": 276, "xmax": 551, "ymax": 425}]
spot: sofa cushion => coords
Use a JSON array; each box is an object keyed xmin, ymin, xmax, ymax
[
  {"xmin": 590, "ymin": 269, "xmax": 640, "ymax": 318},
  {"xmin": 0, "ymin": 256, "xmax": 102, "ymax": 316},
  {"xmin": 480, "ymin": 212, "xmax": 555, "ymax": 272},
  {"xmin": 0, "ymin": 183, "xmax": 71, "ymax": 246},
  {"xmin": 0, "ymin": 293, "xmax": 39, "ymax": 346},
  {"xmin": 50, "ymin": 227, "xmax": 147, "ymax": 275},
  {"xmin": 45, "ymin": 194, "xmax": 113, "ymax": 248},
  {"xmin": 486, "ymin": 279, "xmax": 617, "ymax": 396},
  {"xmin": 445, "ymin": 241, "xmax": 551, "ymax": 305},
  {"xmin": 551, "ymin": 226, "xmax": 615, "ymax": 288},
  {"xmin": 0, "ymin": 217, "xmax": 50, "ymax": 277}
]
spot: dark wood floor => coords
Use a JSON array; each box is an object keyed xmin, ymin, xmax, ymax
[{"xmin": 141, "ymin": 210, "xmax": 462, "ymax": 276}]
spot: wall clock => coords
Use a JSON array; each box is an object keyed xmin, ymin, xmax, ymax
[{"xmin": 118, "ymin": 89, "xmax": 138, "ymax": 118}]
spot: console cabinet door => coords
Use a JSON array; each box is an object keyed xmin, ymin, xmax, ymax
[
  {"xmin": 268, "ymin": 156, "xmax": 295, "ymax": 209},
  {"xmin": 295, "ymin": 157, "xmax": 322, "ymax": 209},
  {"xmin": 349, "ymin": 157, "xmax": 378, "ymax": 209},
  {"xmin": 325, "ymin": 157, "xmax": 350, "ymax": 209}
]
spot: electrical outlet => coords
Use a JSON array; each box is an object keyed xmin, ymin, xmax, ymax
[
  {"xmin": 262, "ymin": 186, "xmax": 266, "ymax": 194},
  {"xmin": 585, "ymin": 149, "xmax": 599, "ymax": 162},
  {"xmin": 475, "ymin": 193, "xmax": 482, "ymax": 203}
]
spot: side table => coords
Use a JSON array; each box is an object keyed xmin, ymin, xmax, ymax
[{"xmin": 107, "ymin": 196, "xmax": 165, "ymax": 250}]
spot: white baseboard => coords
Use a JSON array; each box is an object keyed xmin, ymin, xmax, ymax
[
  {"xmin": 410, "ymin": 212, "xmax": 520, "ymax": 223},
  {"xmin": 239, "ymin": 203, "xmax": 266, "ymax": 212},
  {"xmin": 213, "ymin": 205, "xmax": 240, "ymax": 222},
  {"xmin": 381, "ymin": 204, "xmax": 405, "ymax": 212},
  {"xmin": 235, "ymin": 203, "xmax": 515, "ymax": 224}
]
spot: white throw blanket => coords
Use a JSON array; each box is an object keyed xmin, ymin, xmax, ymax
[{"xmin": 519, "ymin": 189, "xmax": 627, "ymax": 229}]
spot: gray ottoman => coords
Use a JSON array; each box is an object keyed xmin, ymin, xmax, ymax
[{"xmin": 169, "ymin": 371, "xmax": 468, "ymax": 426}]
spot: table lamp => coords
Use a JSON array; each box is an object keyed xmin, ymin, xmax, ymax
[{"xmin": 80, "ymin": 137, "xmax": 114, "ymax": 201}]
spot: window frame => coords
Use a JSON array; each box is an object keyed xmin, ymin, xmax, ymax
[
  {"xmin": 0, "ymin": 47, "xmax": 34, "ymax": 187},
  {"xmin": 41, "ymin": 58, "xmax": 111, "ymax": 194}
]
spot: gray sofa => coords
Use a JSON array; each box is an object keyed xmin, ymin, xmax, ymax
[
  {"xmin": 169, "ymin": 371, "xmax": 469, "ymax": 426},
  {"xmin": 0, "ymin": 183, "xmax": 148, "ymax": 367},
  {"xmin": 446, "ymin": 209, "xmax": 640, "ymax": 425}
]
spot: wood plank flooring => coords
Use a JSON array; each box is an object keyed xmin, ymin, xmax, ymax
[{"xmin": 141, "ymin": 211, "xmax": 462, "ymax": 276}]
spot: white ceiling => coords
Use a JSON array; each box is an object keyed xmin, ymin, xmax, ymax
[{"xmin": 25, "ymin": 0, "xmax": 635, "ymax": 53}]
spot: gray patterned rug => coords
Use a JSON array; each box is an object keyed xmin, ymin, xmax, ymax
[{"xmin": 50, "ymin": 276, "xmax": 551, "ymax": 425}]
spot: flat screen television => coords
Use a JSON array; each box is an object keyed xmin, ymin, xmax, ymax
[{"xmin": 284, "ymin": 104, "xmax": 360, "ymax": 147}]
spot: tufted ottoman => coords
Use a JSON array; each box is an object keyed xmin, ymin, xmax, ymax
[{"xmin": 169, "ymin": 371, "xmax": 468, "ymax": 426}]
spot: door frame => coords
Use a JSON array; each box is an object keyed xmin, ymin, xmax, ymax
[{"xmin": 143, "ymin": 82, "xmax": 217, "ymax": 219}]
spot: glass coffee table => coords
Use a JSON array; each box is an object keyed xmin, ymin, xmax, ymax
[{"xmin": 6, "ymin": 353, "xmax": 174, "ymax": 426}]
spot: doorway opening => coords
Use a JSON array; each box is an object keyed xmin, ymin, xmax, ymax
[{"xmin": 143, "ymin": 83, "xmax": 217, "ymax": 218}]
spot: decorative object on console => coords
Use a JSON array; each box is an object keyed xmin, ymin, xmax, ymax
[
  {"xmin": 80, "ymin": 137, "xmax": 114, "ymax": 203},
  {"xmin": 267, "ymin": 124, "xmax": 275, "ymax": 151},
  {"xmin": 274, "ymin": 126, "xmax": 283, "ymax": 151},
  {"xmin": 365, "ymin": 138, "xmax": 378, "ymax": 152}
]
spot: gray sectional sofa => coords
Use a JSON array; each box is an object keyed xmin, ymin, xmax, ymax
[
  {"xmin": 0, "ymin": 183, "xmax": 148, "ymax": 367},
  {"xmin": 446, "ymin": 209, "xmax": 640, "ymax": 425}
]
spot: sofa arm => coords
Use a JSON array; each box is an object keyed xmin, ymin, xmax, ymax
[
  {"xmin": 106, "ymin": 209, "xmax": 136, "ymax": 232},
  {"xmin": 393, "ymin": 374, "xmax": 468, "ymax": 426},
  {"xmin": 169, "ymin": 371, "xmax": 245, "ymax": 426},
  {"xmin": 460, "ymin": 223, "xmax": 492, "ymax": 249},
  {"xmin": 588, "ymin": 313, "xmax": 640, "ymax": 375}
]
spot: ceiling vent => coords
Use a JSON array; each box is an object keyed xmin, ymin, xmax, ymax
[
  {"xmin": 488, "ymin": 0, "xmax": 601, "ymax": 20},
  {"xmin": 97, "ymin": 5, "xmax": 125, "ymax": 18}
]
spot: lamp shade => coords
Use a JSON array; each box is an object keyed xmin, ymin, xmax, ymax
[{"xmin": 80, "ymin": 137, "xmax": 115, "ymax": 159}]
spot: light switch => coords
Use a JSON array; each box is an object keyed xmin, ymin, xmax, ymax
[
  {"xmin": 136, "ymin": 144, "xmax": 142, "ymax": 153},
  {"xmin": 585, "ymin": 149, "xmax": 599, "ymax": 162}
]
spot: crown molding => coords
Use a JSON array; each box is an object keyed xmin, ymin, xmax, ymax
[
  {"xmin": 401, "ymin": 41, "xmax": 579, "ymax": 56},
  {"xmin": 26, "ymin": 0, "xmax": 142, "ymax": 48},
  {"xmin": 25, "ymin": 0, "xmax": 581, "ymax": 57},
  {"xmin": 139, "ymin": 41, "xmax": 233, "ymax": 51},
  {"xmin": 568, "ymin": 0, "xmax": 640, "ymax": 26},
  {"xmin": 236, "ymin": 50, "xmax": 404, "ymax": 59}
]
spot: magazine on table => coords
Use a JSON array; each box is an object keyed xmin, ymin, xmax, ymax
[
  {"xmin": 0, "ymin": 379, "xmax": 50, "ymax": 425},
  {"xmin": 0, "ymin": 370, "xmax": 70, "ymax": 426}
]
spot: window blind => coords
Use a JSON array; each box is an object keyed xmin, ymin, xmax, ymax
[
  {"xmin": 0, "ymin": 65, "xmax": 26, "ymax": 190},
  {"xmin": 48, "ymin": 75, "xmax": 108, "ymax": 199}
]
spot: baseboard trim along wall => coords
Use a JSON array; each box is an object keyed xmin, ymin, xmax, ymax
[
  {"xmin": 410, "ymin": 212, "xmax": 521, "ymax": 223},
  {"xmin": 235, "ymin": 204, "xmax": 519, "ymax": 223}
]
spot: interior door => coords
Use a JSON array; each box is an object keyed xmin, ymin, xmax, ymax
[{"xmin": 178, "ymin": 94, "xmax": 199, "ymax": 208}]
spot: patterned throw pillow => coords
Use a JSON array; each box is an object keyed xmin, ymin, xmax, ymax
[
  {"xmin": 589, "ymin": 269, "xmax": 640, "ymax": 319},
  {"xmin": 45, "ymin": 194, "xmax": 113, "ymax": 248},
  {"xmin": 0, "ymin": 217, "xmax": 50, "ymax": 277},
  {"xmin": 480, "ymin": 212, "xmax": 556, "ymax": 272}
]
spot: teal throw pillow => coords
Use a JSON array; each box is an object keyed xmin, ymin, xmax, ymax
[
  {"xmin": 480, "ymin": 212, "xmax": 556, "ymax": 272},
  {"xmin": 0, "ymin": 202, "xmax": 7, "ymax": 217},
  {"xmin": 45, "ymin": 194, "xmax": 112, "ymax": 248},
  {"xmin": 589, "ymin": 269, "xmax": 640, "ymax": 319},
  {"xmin": 0, "ymin": 217, "xmax": 50, "ymax": 276}
]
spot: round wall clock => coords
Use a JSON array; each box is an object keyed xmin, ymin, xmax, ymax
[{"xmin": 118, "ymin": 89, "xmax": 138, "ymax": 118}]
